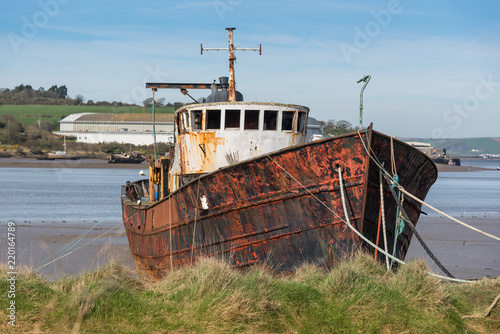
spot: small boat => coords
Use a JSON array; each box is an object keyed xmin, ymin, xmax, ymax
[
  {"xmin": 121, "ymin": 28, "xmax": 437, "ymax": 281},
  {"xmin": 47, "ymin": 151, "xmax": 80, "ymax": 160},
  {"xmin": 47, "ymin": 136, "xmax": 80, "ymax": 160},
  {"xmin": 108, "ymin": 151, "xmax": 146, "ymax": 164}
]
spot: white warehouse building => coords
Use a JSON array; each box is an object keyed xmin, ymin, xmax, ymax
[{"xmin": 54, "ymin": 113, "xmax": 175, "ymax": 145}]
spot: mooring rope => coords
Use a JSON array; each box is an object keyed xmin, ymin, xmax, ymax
[
  {"xmin": 266, "ymin": 154, "xmax": 473, "ymax": 284},
  {"xmin": 357, "ymin": 130, "xmax": 500, "ymax": 243},
  {"xmin": 34, "ymin": 209, "xmax": 140, "ymax": 271},
  {"xmin": 379, "ymin": 168, "xmax": 390, "ymax": 271},
  {"xmin": 381, "ymin": 172, "xmax": 455, "ymax": 278},
  {"xmin": 38, "ymin": 208, "xmax": 119, "ymax": 267},
  {"xmin": 34, "ymin": 221, "xmax": 124, "ymax": 271}
]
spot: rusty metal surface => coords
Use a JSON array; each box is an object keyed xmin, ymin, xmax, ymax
[
  {"xmin": 122, "ymin": 128, "xmax": 437, "ymax": 281},
  {"xmin": 146, "ymin": 83, "xmax": 220, "ymax": 90}
]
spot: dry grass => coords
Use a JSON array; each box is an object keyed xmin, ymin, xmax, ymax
[{"xmin": 0, "ymin": 254, "xmax": 499, "ymax": 333}]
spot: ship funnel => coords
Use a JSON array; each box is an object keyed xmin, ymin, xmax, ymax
[{"xmin": 219, "ymin": 77, "xmax": 229, "ymax": 90}]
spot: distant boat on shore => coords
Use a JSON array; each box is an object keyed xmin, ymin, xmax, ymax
[
  {"xmin": 108, "ymin": 151, "xmax": 146, "ymax": 164},
  {"xmin": 40, "ymin": 135, "xmax": 80, "ymax": 160},
  {"xmin": 46, "ymin": 151, "xmax": 80, "ymax": 160}
]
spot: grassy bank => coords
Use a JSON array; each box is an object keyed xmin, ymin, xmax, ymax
[{"xmin": 1, "ymin": 254, "xmax": 499, "ymax": 333}]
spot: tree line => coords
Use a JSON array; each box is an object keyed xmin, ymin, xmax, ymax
[
  {"xmin": 0, "ymin": 84, "xmax": 186, "ymax": 110},
  {"xmin": 0, "ymin": 84, "xmax": 136, "ymax": 107},
  {"xmin": 319, "ymin": 119, "xmax": 358, "ymax": 136}
]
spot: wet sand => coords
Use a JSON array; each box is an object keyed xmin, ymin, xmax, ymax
[
  {"xmin": 1, "ymin": 215, "xmax": 498, "ymax": 280},
  {"xmin": 0, "ymin": 222, "xmax": 136, "ymax": 280},
  {"xmin": 436, "ymin": 164, "xmax": 492, "ymax": 172},
  {"xmin": 406, "ymin": 216, "xmax": 500, "ymax": 280}
]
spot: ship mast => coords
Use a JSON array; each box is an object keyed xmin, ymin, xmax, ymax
[
  {"xmin": 227, "ymin": 28, "xmax": 236, "ymax": 102},
  {"xmin": 201, "ymin": 28, "xmax": 261, "ymax": 102}
]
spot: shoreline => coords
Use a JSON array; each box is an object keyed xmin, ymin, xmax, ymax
[
  {"xmin": 436, "ymin": 164, "xmax": 492, "ymax": 172},
  {"xmin": 0, "ymin": 157, "xmax": 145, "ymax": 169},
  {"xmin": 0, "ymin": 157, "xmax": 496, "ymax": 172}
]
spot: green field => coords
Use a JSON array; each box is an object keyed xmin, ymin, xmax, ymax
[{"xmin": 0, "ymin": 105, "xmax": 175, "ymax": 126}]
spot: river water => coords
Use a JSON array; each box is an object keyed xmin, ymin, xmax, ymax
[
  {"xmin": 424, "ymin": 159, "xmax": 500, "ymax": 218},
  {"xmin": 0, "ymin": 166, "xmax": 140, "ymax": 225}
]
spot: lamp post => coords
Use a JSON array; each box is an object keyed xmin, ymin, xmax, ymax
[{"xmin": 357, "ymin": 75, "xmax": 371, "ymax": 129}]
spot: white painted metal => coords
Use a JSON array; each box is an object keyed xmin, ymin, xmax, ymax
[{"xmin": 170, "ymin": 102, "xmax": 309, "ymax": 177}]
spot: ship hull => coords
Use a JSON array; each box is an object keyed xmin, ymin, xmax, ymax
[{"xmin": 121, "ymin": 128, "xmax": 437, "ymax": 281}]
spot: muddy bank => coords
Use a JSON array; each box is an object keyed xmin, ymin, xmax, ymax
[
  {"xmin": 435, "ymin": 164, "xmax": 491, "ymax": 172},
  {"xmin": 0, "ymin": 157, "xmax": 145, "ymax": 169}
]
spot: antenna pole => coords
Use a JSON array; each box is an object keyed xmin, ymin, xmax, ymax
[
  {"xmin": 227, "ymin": 28, "xmax": 236, "ymax": 102},
  {"xmin": 201, "ymin": 28, "xmax": 261, "ymax": 102},
  {"xmin": 357, "ymin": 75, "xmax": 371, "ymax": 129}
]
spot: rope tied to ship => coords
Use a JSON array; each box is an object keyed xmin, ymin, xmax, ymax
[
  {"xmin": 37, "ymin": 208, "xmax": 119, "ymax": 268},
  {"xmin": 389, "ymin": 135, "xmax": 404, "ymax": 270},
  {"xmin": 34, "ymin": 209, "xmax": 142, "ymax": 271},
  {"xmin": 266, "ymin": 154, "xmax": 472, "ymax": 284},
  {"xmin": 379, "ymin": 168, "xmax": 390, "ymax": 271},
  {"xmin": 357, "ymin": 130, "xmax": 500, "ymax": 243}
]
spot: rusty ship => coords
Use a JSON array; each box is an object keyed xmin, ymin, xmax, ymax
[{"xmin": 121, "ymin": 28, "xmax": 437, "ymax": 281}]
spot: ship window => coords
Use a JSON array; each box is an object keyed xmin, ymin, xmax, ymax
[
  {"xmin": 206, "ymin": 110, "xmax": 221, "ymax": 129},
  {"xmin": 191, "ymin": 110, "xmax": 203, "ymax": 131},
  {"xmin": 263, "ymin": 110, "xmax": 278, "ymax": 130},
  {"xmin": 225, "ymin": 109, "xmax": 240, "ymax": 129},
  {"xmin": 297, "ymin": 112, "xmax": 307, "ymax": 133},
  {"xmin": 244, "ymin": 110, "xmax": 259, "ymax": 130},
  {"xmin": 182, "ymin": 112, "xmax": 190, "ymax": 131},
  {"xmin": 282, "ymin": 111, "xmax": 294, "ymax": 131}
]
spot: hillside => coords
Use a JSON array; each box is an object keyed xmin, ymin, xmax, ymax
[{"xmin": 401, "ymin": 137, "xmax": 500, "ymax": 156}]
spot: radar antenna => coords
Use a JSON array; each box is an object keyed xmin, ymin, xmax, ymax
[{"xmin": 201, "ymin": 28, "xmax": 261, "ymax": 102}]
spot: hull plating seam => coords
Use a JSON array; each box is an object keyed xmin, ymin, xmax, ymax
[{"xmin": 123, "ymin": 178, "xmax": 364, "ymax": 236}]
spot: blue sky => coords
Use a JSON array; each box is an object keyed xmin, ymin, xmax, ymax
[{"xmin": 1, "ymin": 0, "xmax": 499, "ymax": 138}]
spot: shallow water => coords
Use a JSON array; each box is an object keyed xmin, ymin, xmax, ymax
[{"xmin": 0, "ymin": 167, "xmax": 141, "ymax": 225}]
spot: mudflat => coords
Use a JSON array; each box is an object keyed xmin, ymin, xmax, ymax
[{"xmin": 0, "ymin": 158, "xmax": 145, "ymax": 169}]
